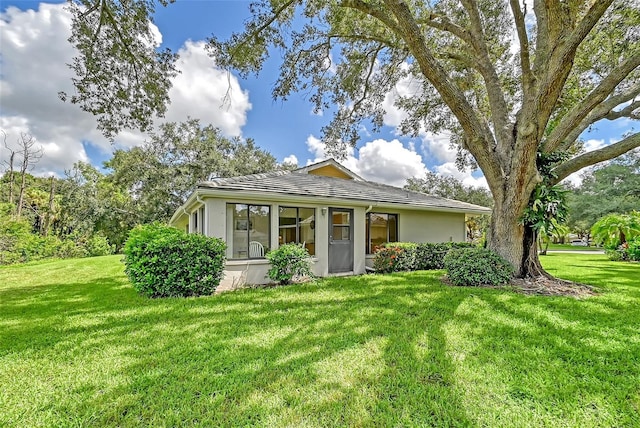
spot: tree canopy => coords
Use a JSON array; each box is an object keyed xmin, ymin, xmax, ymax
[
  {"xmin": 567, "ymin": 150, "xmax": 640, "ymax": 236},
  {"xmin": 66, "ymin": 0, "xmax": 640, "ymax": 278}
]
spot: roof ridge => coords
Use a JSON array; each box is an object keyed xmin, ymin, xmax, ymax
[{"xmin": 198, "ymin": 169, "xmax": 291, "ymax": 187}]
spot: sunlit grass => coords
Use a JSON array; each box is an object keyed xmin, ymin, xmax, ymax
[{"xmin": 1, "ymin": 254, "xmax": 639, "ymax": 427}]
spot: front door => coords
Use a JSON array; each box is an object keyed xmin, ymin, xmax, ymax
[{"xmin": 328, "ymin": 208, "xmax": 354, "ymax": 273}]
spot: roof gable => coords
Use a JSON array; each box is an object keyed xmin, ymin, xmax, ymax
[{"xmin": 293, "ymin": 158, "xmax": 363, "ymax": 181}]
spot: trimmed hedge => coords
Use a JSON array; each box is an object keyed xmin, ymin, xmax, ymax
[
  {"xmin": 123, "ymin": 223, "xmax": 226, "ymax": 297},
  {"xmin": 373, "ymin": 241, "xmax": 475, "ymax": 273},
  {"xmin": 414, "ymin": 242, "xmax": 476, "ymax": 270},
  {"xmin": 443, "ymin": 247, "xmax": 514, "ymax": 286},
  {"xmin": 266, "ymin": 243, "xmax": 314, "ymax": 284}
]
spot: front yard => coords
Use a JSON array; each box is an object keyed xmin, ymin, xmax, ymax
[{"xmin": 1, "ymin": 254, "xmax": 638, "ymax": 427}]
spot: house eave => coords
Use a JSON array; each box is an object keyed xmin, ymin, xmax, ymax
[{"xmin": 188, "ymin": 187, "xmax": 491, "ymax": 216}]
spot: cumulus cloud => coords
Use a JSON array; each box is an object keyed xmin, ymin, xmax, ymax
[
  {"xmin": 283, "ymin": 154, "xmax": 298, "ymax": 165},
  {"xmin": 434, "ymin": 162, "xmax": 488, "ymax": 189},
  {"xmin": 0, "ymin": 3, "xmax": 251, "ymax": 176},
  {"xmin": 304, "ymin": 135, "xmax": 426, "ymax": 187},
  {"xmin": 165, "ymin": 40, "xmax": 251, "ymax": 135}
]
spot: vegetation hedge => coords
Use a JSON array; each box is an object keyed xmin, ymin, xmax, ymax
[
  {"xmin": 373, "ymin": 241, "xmax": 476, "ymax": 273},
  {"xmin": 123, "ymin": 223, "xmax": 226, "ymax": 297},
  {"xmin": 414, "ymin": 242, "xmax": 476, "ymax": 270},
  {"xmin": 266, "ymin": 243, "xmax": 314, "ymax": 284},
  {"xmin": 0, "ymin": 214, "xmax": 114, "ymax": 265},
  {"xmin": 443, "ymin": 248, "xmax": 514, "ymax": 286}
]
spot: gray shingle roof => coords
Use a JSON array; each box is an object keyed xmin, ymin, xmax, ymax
[{"xmin": 197, "ymin": 168, "xmax": 491, "ymax": 214}]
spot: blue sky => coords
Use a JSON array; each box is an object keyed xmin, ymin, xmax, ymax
[{"xmin": 0, "ymin": 1, "xmax": 633, "ymax": 187}]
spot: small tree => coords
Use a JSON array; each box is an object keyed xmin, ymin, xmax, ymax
[
  {"xmin": 591, "ymin": 212, "xmax": 640, "ymax": 248},
  {"xmin": 15, "ymin": 133, "xmax": 43, "ymax": 219}
]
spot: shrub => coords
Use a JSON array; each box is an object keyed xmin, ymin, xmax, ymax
[
  {"xmin": 373, "ymin": 246, "xmax": 404, "ymax": 273},
  {"xmin": 373, "ymin": 242, "xmax": 417, "ymax": 273},
  {"xmin": 86, "ymin": 233, "xmax": 115, "ymax": 257},
  {"xmin": 123, "ymin": 223, "xmax": 227, "ymax": 297},
  {"xmin": 627, "ymin": 238, "xmax": 640, "ymax": 262},
  {"xmin": 414, "ymin": 242, "xmax": 476, "ymax": 270},
  {"xmin": 266, "ymin": 243, "xmax": 314, "ymax": 284},
  {"xmin": 444, "ymin": 247, "xmax": 514, "ymax": 286}
]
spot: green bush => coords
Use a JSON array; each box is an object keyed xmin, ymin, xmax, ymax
[
  {"xmin": 86, "ymin": 233, "xmax": 115, "ymax": 256},
  {"xmin": 373, "ymin": 243, "xmax": 417, "ymax": 273},
  {"xmin": 123, "ymin": 223, "xmax": 227, "ymax": 297},
  {"xmin": 627, "ymin": 238, "xmax": 640, "ymax": 261},
  {"xmin": 443, "ymin": 247, "xmax": 514, "ymax": 286},
  {"xmin": 266, "ymin": 243, "xmax": 314, "ymax": 284},
  {"xmin": 414, "ymin": 242, "xmax": 476, "ymax": 270},
  {"xmin": 373, "ymin": 246, "xmax": 403, "ymax": 273}
]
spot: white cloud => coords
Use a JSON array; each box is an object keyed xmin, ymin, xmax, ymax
[
  {"xmin": 583, "ymin": 138, "xmax": 606, "ymax": 152},
  {"xmin": 0, "ymin": 3, "xmax": 252, "ymax": 176},
  {"xmin": 304, "ymin": 136, "xmax": 426, "ymax": 187},
  {"xmin": 283, "ymin": 154, "xmax": 298, "ymax": 165},
  {"xmin": 165, "ymin": 40, "xmax": 251, "ymax": 135},
  {"xmin": 419, "ymin": 131, "xmax": 457, "ymax": 163},
  {"xmin": 381, "ymin": 71, "xmax": 421, "ymax": 129},
  {"xmin": 434, "ymin": 162, "xmax": 488, "ymax": 189}
]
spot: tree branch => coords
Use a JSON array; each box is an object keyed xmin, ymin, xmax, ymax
[
  {"xmin": 460, "ymin": 0, "xmax": 511, "ymax": 146},
  {"xmin": 340, "ymin": 0, "xmax": 403, "ymax": 35},
  {"xmin": 416, "ymin": 13, "xmax": 472, "ymax": 44},
  {"xmin": 559, "ymin": 84, "xmax": 640, "ymax": 151},
  {"xmin": 605, "ymin": 100, "xmax": 640, "ymax": 120},
  {"xmin": 378, "ymin": 0, "xmax": 500, "ymax": 186},
  {"xmin": 543, "ymin": 53, "xmax": 640, "ymax": 152},
  {"xmin": 509, "ymin": 0, "xmax": 534, "ymax": 97},
  {"xmin": 549, "ymin": 132, "xmax": 640, "ymax": 185}
]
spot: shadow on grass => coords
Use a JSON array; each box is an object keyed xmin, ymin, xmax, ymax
[
  {"xmin": 1, "ymin": 267, "xmax": 473, "ymax": 426},
  {"xmin": 2, "ymin": 255, "xmax": 639, "ymax": 427}
]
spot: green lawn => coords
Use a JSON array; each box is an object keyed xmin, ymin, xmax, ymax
[
  {"xmin": 1, "ymin": 254, "xmax": 639, "ymax": 427},
  {"xmin": 546, "ymin": 243, "xmax": 602, "ymax": 251}
]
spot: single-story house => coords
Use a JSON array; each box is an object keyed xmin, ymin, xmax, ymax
[{"xmin": 169, "ymin": 158, "xmax": 491, "ymax": 291}]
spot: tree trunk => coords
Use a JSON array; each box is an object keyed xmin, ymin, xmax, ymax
[
  {"xmin": 487, "ymin": 195, "xmax": 547, "ymax": 278},
  {"xmin": 16, "ymin": 167, "xmax": 27, "ymax": 218},
  {"xmin": 43, "ymin": 176, "xmax": 55, "ymax": 236},
  {"xmin": 8, "ymin": 152, "xmax": 15, "ymax": 205}
]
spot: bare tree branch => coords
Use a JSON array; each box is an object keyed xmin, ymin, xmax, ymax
[{"xmin": 549, "ymin": 132, "xmax": 640, "ymax": 185}]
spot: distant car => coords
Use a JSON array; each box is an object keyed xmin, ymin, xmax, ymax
[{"xmin": 570, "ymin": 239, "xmax": 588, "ymax": 246}]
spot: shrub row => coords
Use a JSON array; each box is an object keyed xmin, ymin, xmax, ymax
[
  {"xmin": 123, "ymin": 223, "xmax": 227, "ymax": 298},
  {"xmin": 373, "ymin": 241, "xmax": 514, "ymax": 286},
  {"xmin": 0, "ymin": 217, "xmax": 113, "ymax": 265},
  {"xmin": 373, "ymin": 241, "xmax": 476, "ymax": 273}
]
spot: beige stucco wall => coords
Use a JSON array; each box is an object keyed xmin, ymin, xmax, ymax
[
  {"xmin": 397, "ymin": 209, "xmax": 466, "ymax": 243},
  {"xmin": 177, "ymin": 196, "xmax": 468, "ymax": 289}
]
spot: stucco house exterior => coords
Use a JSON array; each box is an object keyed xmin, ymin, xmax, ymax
[{"xmin": 169, "ymin": 159, "xmax": 491, "ymax": 290}]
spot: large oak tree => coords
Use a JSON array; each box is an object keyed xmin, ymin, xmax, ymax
[{"xmin": 66, "ymin": 0, "xmax": 639, "ymax": 278}]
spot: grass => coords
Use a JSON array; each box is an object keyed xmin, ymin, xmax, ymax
[
  {"xmin": 1, "ymin": 254, "xmax": 639, "ymax": 427},
  {"xmin": 546, "ymin": 243, "xmax": 602, "ymax": 251}
]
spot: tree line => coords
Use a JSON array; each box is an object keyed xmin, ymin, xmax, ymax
[{"xmin": 0, "ymin": 120, "xmax": 284, "ymax": 263}]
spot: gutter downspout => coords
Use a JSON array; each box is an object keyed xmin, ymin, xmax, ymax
[{"xmin": 196, "ymin": 196, "xmax": 205, "ymax": 235}]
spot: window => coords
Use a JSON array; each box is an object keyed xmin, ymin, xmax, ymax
[
  {"xmin": 227, "ymin": 204, "xmax": 270, "ymax": 259},
  {"xmin": 366, "ymin": 213, "xmax": 398, "ymax": 254},
  {"xmin": 279, "ymin": 207, "xmax": 315, "ymax": 255},
  {"xmin": 190, "ymin": 206, "xmax": 205, "ymax": 234}
]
